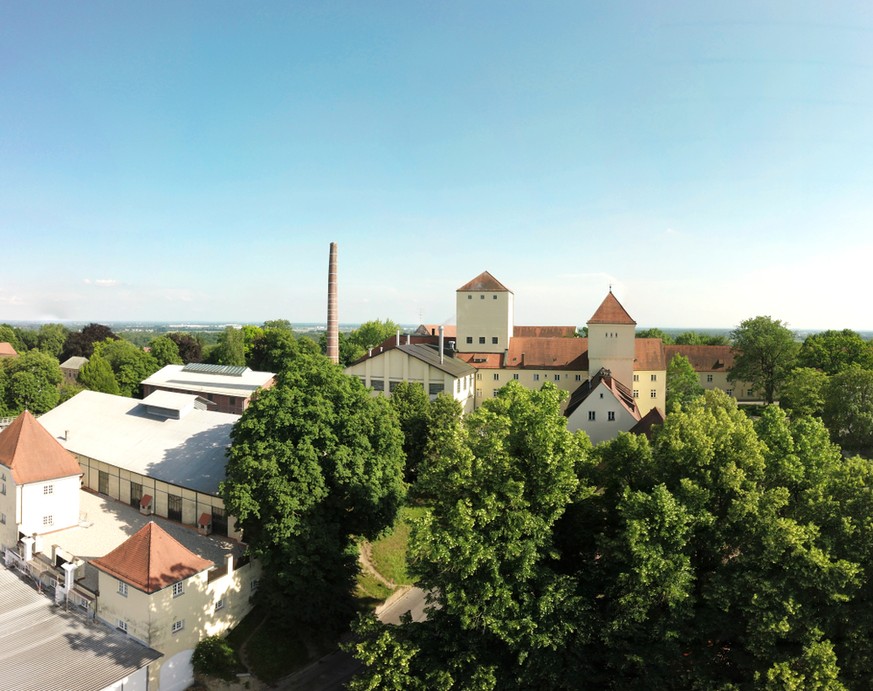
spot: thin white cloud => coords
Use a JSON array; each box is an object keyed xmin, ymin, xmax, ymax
[{"xmin": 82, "ymin": 278, "xmax": 120, "ymax": 287}]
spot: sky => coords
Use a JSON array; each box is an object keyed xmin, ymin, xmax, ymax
[{"xmin": 2, "ymin": 2, "xmax": 872, "ymax": 330}]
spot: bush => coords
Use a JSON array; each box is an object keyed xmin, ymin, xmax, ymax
[{"xmin": 192, "ymin": 635, "xmax": 239, "ymax": 681}]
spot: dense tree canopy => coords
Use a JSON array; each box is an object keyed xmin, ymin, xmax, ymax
[
  {"xmin": 247, "ymin": 325, "xmax": 315, "ymax": 372},
  {"xmin": 636, "ymin": 327, "xmax": 673, "ymax": 343},
  {"xmin": 823, "ymin": 365, "xmax": 873, "ymax": 454},
  {"xmin": 92, "ymin": 339, "xmax": 159, "ymax": 397},
  {"xmin": 221, "ymin": 352, "xmax": 406, "ymax": 632},
  {"xmin": 665, "ymin": 353, "xmax": 704, "ymax": 413},
  {"xmin": 78, "ymin": 353, "xmax": 121, "ymax": 395},
  {"xmin": 780, "ymin": 367, "xmax": 829, "ymax": 418},
  {"xmin": 61, "ymin": 323, "xmax": 118, "ymax": 361},
  {"xmin": 730, "ymin": 316, "xmax": 799, "ymax": 403},
  {"xmin": 1, "ymin": 350, "xmax": 62, "ymax": 414},
  {"xmin": 209, "ymin": 326, "xmax": 246, "ymax": 366},
  {"xmin": 148, "ymin": 335, "xmax": 183, "ymax": 367},
  {"xmin": 167, "ymin": 332, "xmax": 203, "ymax": 363},
  {"xmin": 351, "ymin": 389, "xmax": 873, "ymax": 689},
  {"xmin": 325, "ymin": 319, "xmax": 402, "ymax": 366},
  {"xmin": 797, "ymin": 329, "xmax": 873, "ymax": 375}
]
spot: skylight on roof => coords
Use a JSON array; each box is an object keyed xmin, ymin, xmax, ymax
[{"xmin": 182, "ymin": 363, "xmax": 247, "ymax": 377}]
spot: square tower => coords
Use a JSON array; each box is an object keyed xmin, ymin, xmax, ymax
[
  {"xmin": 456, "ymin": 271, "xmax": 514, "ymax": 354},
  {"xmin": 586, "ymin": 291, "xmax": 637, "ymax": 388}
]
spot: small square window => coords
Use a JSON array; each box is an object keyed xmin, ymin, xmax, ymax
[
  {"xmin": 633, "ymin": 390, "xmax": 639, "ymax": 398},
  {"xmin": 479, "ymin": 337, "xmax": 485, "ymax": 344},
  {"xmin": 480, "ymin": 294, "xmax": 485, "ymax": 300},
  {"xmin": 747, "ymin": 389, "xmax": 753, "ymax": 396},
  {"xmin": 650, "ymin": 390, "xmax": 657, "ymax": 398},
  {"xmin": 467, "ymin": 295, "xmax": 472, "ymax": 300},
  {"xmin": 492, "ymin": 294, "xmax": 497, "ymax": 300},
  {"xmin": 492, "ymin": 337, "xmax": 498, "ymax": 344},
  {"xmin": 466, "ymin": 336, "xmax": 473, "ymax": 344},
  {"xmin": 493, "ymin": 373, "xmax": 499, "ymax": 381},
  {"xmin": 476, "ymin": 373, "xmax": 482, "ymax": 380},
  {"xmin": 513, "ymin": 373, "xmax": 519, "ymax": 380},
  {"xmin": 117, "ymin": 620, "xmax": 128, "ymax": 633},
  {"xmin": 608, "ymin": 411, "xmax": 615, "ymax": 421},
  {"xmin": 588, "ymin": 411, "xmax": 596, "ymax": 421},
  {"xmin": 172, "ymin": 582, "xmax": 184, "ymax": 598},
  {"xmin": 43, "ymin": 515, "xmax": 53, "ymax": 527},
  {"xmin": 706, "ymin": 374, "xmax": 713, "ymax": 383},
  {"xmin": 633, "ymin": 374, "xmax": 639, "ymax": 382},
  {"xmin": 215, "ymin": 599, "xmax": 225, "ymax": 612},
  {"xmin": 726, "ymin": 389, "xmax": 734, "ymax": 396},
  {"xmin": 172, "ymin": 619, "xmax": 185, "ymax": 633},
  {"xmin": 554, "ymin": 374, "xmax": 560, "ymax": 381},
  {"xmin": 575, "ymin": 374, "xmax": 581, "ymax": 381},
  {"xmin": 533, "ymin": 374, "xmax": 540, "ymax": 381},
  {"xmin": 650, "ymin": 374, "xmax": 657, "ymax": 382},
  {"xmin": 44, "ymin": 484, "xmax": 54, "ymax": 495},
  {"xmin": 118, "ymin": 581, "xmax": 128, "ymax": 597}
]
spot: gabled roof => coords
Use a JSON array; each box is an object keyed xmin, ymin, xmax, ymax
[
  {"xmin": 395, "ymin": 343, "xmax": 476, "ymax": 378},
  {"xmin": 0, "ymin": 342, "xmax": 18, "ymax": 357},
  {"xmin": 665, "ymin": 344, "xmax": 735, "ymax": 372},
  {"xmin": 506, "ymin": 337, "xmax": 589, "ymax": 370},
  {"xmin": 565, "ymin": 368, "xmax": 639, "ymax": 419},
  {"xmin": 91, "ymin": 521, "xmax": 213, "ymax": 593},
  {"xmin": 414, "ymin": 324, "xmax": 457, "ymax": 338},
  {"xmin": 513, "ymin": 326, "xmax": 577, "ymax": 338},
  {"xmin": 457, "ymin": 271, "xmax": 512, "ymax": 293},
  {"xmin": 629, "ymin": 407, "xmax": 666, "ymax": 438},
  {"xmin": 0, "ymin": 411, "xmax": 82, "ymax": 485},
  {"xmin": 59, "ymin": 356, "xmax": 88, "ymax": 370},
  {"xmin": 588, "ymin": 291, "xmax": 636, "ymax": 325},
  {"xmin": 634, "ymin": 338, "xmax": 667, "ymax": 371}
]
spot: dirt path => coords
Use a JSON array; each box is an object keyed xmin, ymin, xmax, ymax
[{"xmin": 358, "ymin": 540, "xmax": 394, "ymax": 589}]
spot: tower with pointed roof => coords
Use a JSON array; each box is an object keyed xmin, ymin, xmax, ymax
[
  {"xmin": 586, "ymin": 290, "xmax": 637, "ymax": 390},
  {"xmin": 456, "ymin": 271, "xmax": 514, "ymax": 354},
  {"xmin": 0, "ymin": 410, "xmax": 82, "ymax": 549}
]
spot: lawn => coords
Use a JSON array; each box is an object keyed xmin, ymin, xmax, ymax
[{"xmin": 369, "ymin": 505, "xmax": 428, "ymax": 586}]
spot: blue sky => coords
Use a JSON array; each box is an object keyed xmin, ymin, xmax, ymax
[{"xmin": 2, "ymin": 2, "xmax": 872, "ymax": 330}]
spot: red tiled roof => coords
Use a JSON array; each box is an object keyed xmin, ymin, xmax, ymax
[
  {"xmin": 457, "ymin": 271, "xmax": 511, "ymax": 292},
  {"xmin": 665, "ymin": 345, "xmax": 735, "ymax": 372},
  {"xmin": 0, "ymin": 342, "xmax": 18, "ymax": 357},
  {"xmin": 91, "ymin": 522, "xmax": 213, "ymax": 593},
  {"xmin": 513, "ymin": 326, "xmax": 577, "ymax": 338},
  {"xmin": 634, "ymin": 339, "xmax": 667, "ymax": 371},
  {"xmin": 506, "ymin": 337, "xmax": 589, "ymax": 370},
  {"xmin": 0, "ymin": 411, "xmax": 82, "ymax": 485},
  {"xmin": 455, "ymin": 352, "xmax": 504, "ymax": 369},
  {"xmin": 414, "ymin": 324, "xmax": 457, "ymax": 338},
  {"xmin": 565, "ymin": 368, "xmax": 639, "ymax": 419},
  {"xmin": 588, "ymin": 292, "xmax": 636, "ymax": 325}
]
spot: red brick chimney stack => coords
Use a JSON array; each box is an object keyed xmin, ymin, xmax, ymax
[{"xmin": 327, "ymin": 242, "xmax": 339, "ymax": 364}]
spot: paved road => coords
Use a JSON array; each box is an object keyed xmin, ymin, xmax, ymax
[{"xmin": 276, "ymin": 588, "xmax": 430, "ymax": 690}]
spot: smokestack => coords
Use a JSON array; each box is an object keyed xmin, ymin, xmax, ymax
[
  {"xmin": 395, "ymin": 330, "xmax": 400, "ymax": 347},
  {"xmin": 439, "ymin": 325, "xmax": 445, "ymax": 364},
  {"xmin": 327, "ymin": 242, "xmax": 339, "ymax": 364}
]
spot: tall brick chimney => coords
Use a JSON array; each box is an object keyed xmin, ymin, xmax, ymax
[{"xmin": 327, "ymin": 242, "xmax": 339, "ymax": 364}]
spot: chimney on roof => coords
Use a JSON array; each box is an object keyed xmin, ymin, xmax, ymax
[
  {"xmin": 327, "ymin": 242, "xmax": 339, "ymax": 364},
  {"xmin": 396, "ymin": 330, "xmax": 400, "ymax": 347},
  {"xmin": 439, "ymin": 326, "xmax": 445, "ymax": 364},
  {"xmin": 406, "ymin": 334, "xmax": 411, "ymax": 345},
  {"xmin": 225, "ymin": 553, "xmax": 234, "ymax": 578}
]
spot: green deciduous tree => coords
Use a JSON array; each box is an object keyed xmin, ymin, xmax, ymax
[
  {"xmin": 730, "ymin": 316, "xmax": 799, "ymax": 403},
  {"xmin": 3, "ymin": 350, "xmax": 62, "ymax": 414},
  {"xmin": 210, "ymin": 326, "xmax": 246, "ymax": 366},
  {"xmin": 221, "ymin": 352, "xmax": 406, "ymax": 632},
  {"xmin": 798, "ymin": 329, "xmax": 873, "ymax": 375},
  {"xmin": 78, "ymin": 353, "xmax": 121, "ymax": 395},
  {"xmin": 61, "ymin": 323, "xmax": 117, "ymax": 360},
  {"xmin": 822, "ymin": 365, "xmax": 873, "ymax": 453},
  {"xmin": 167, "ymin": 332, "xmax": 203, "ymax": 363},
  {"xmin": 388, "ymin": 382, "xmax": 430, "ymax": 483},
  {"xmin": 352, "ymin": 389, "xmax": 873, "ymax": 689},
  {"xmin": 36, "ymin": 323, "xmax": 69, "ymax": 359},
  {"xmin": 93, "ymin": 339, "xmax": 159, "ymax": 397},
  {"xmin": 665, "ymin": 353, "xmax": 704, "ymax": 413},
  {"xmin": 247, "ymin": 326, "xmax": 315, "ymax": 373},
  {"xmin": 780, "ymin": 367, "xmax": 829, "ymax": 418},
  {"xmin": 636, "ymin": 328, "xmax": 674, "ymax": 343},
  {"xmin": 148, "ymin": 335, "xmax": 183, "ymax": 367},
  {"xmin": 327, "ymin": 319, "xmax": 402, "ymax": 366}
]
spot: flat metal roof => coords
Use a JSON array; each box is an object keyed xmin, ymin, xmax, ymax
[
  {"xmin": 38, "ymin": 390, "xmax": 238, "ymax": 495},
  {"xmin": 142, "ymin": 364, "xmax": 275, "ymax": 398},
  {"xmin": 0, "ymin": 567, "xmax": 162, "ymax": 691}
]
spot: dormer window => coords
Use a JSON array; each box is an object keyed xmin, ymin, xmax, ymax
[{"xmin": 44, "ymin": 484, "xmax": 54, "ymax": 495}]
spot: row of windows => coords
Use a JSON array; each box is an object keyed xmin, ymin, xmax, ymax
[
  {"xmin": 632, "ymin": 374, "xmax": 658, "ymax": 382},
  {"xmin": 466, "ymin": 294, "xmax": 499, "ymax": 300},
  {"xmin": 485, "ymin": 373, "xmax": 585, "ymax": 382},
  {"xmin": 466, "ymin": 336, "xmax": 500, "ymax": 345},
  {"xmin": 631, "ymin": 390, "xmax": 659, "ymax": 399}
]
